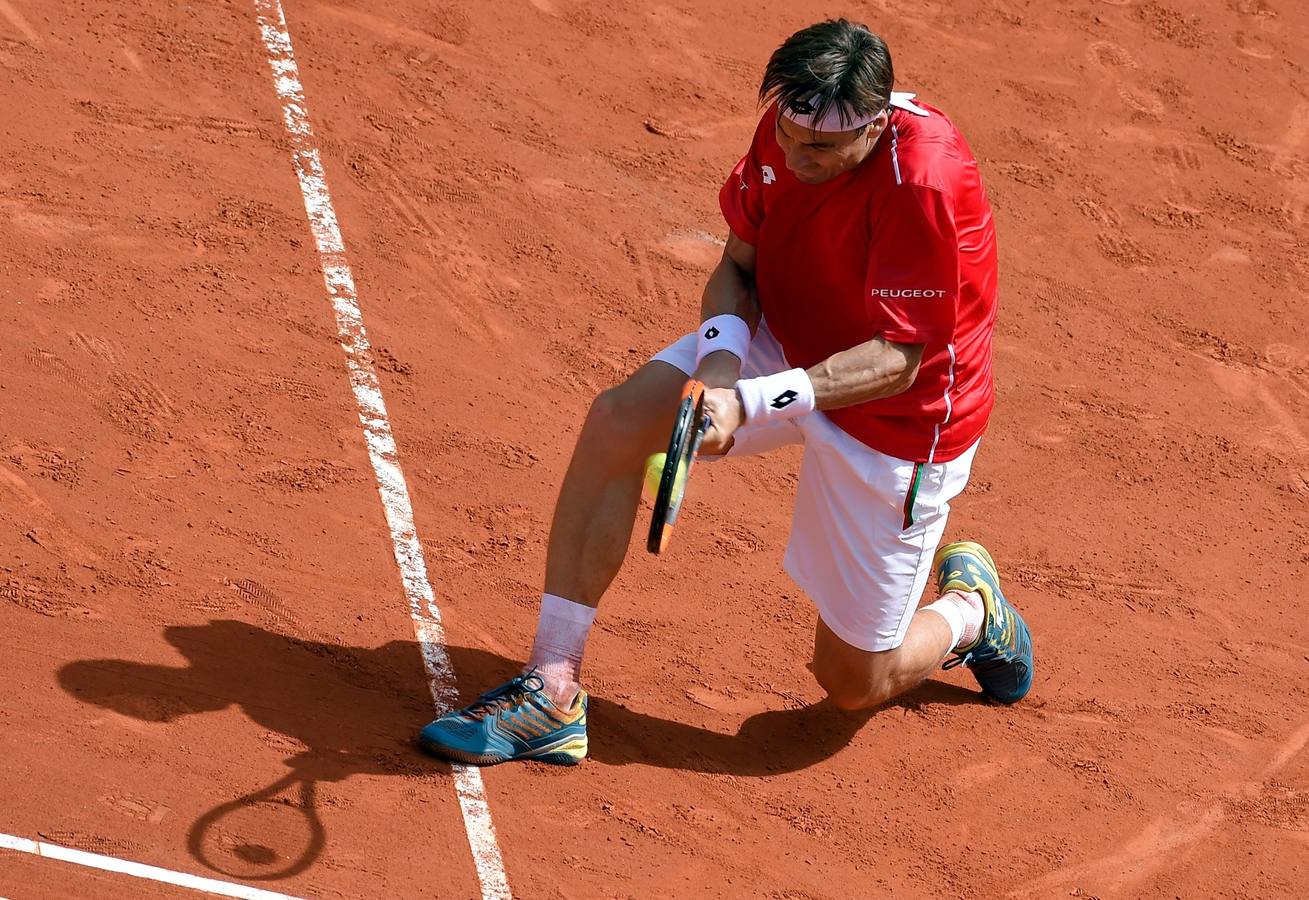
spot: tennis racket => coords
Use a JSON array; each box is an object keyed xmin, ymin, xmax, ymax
[{"xmin": 647, "ymin": 379, "xmax": 709, "ymax": 554}]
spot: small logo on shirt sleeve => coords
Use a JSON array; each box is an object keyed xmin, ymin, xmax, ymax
[{"xmin": 761, "ymin": 165, "xmax": 776, "ymax": 185}]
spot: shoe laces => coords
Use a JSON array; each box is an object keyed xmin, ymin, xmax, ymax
[
  {"xmin": 944, "ymin": 641, "xmax": 1012, "ymax": 673},
  {"xmin": 464, "ymin": 669, "xmax": 546, "ymax": 720}
]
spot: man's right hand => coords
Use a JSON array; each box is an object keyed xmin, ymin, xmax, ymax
[{"xmin": 699, "ymin": 386, "xmax": 745, "ymax": 456}]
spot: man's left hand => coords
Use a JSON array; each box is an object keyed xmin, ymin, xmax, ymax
[{"xmin": 700, "ymin": 386, "xmax": 745, "ymax": 456}]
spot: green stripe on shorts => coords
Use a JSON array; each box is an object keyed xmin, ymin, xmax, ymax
[{"xmin": 903, "ymin": 462, "xmax": 923, "ymax": 530}]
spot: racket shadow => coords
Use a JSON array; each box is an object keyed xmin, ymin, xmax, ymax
[
  {"xmin": 58, "ymin": 619, "xmax": 451, "ymax": 881},
  {"xmin": 186, "ymin": 768, "xmax": 325, "ymax": 881}
]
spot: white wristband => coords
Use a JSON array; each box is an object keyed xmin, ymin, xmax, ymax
[
  {"xmin": 695, "ymin": 314, "xmax": 751, "ymax": 365},
  {"xmin": 735, "ymin": 368, "xmax": 816, "ymax": 424}
]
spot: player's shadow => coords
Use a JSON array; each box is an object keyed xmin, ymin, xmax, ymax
[
  {"xmin": 59, "ymin": 619, "xmax": 448, "ymax": 881},
  {"xmin": 449, "ymin": 639, "xmax": 980, "ymax": 775},
  {"xmin": 58, "ymin": 620, "xmax": 978, "ymax": 877}
]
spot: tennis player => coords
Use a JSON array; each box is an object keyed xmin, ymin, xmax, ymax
[{"xmin": 419, "ymin": 19, "xmax": 1034, "ymax": 766}]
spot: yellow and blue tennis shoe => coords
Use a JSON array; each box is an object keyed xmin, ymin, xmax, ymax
[
  {"xmin": 936, "ymin": 541, "xmax": 1034, "ymax": 704},
  {"xmin": 418, "ymin": 670, "xmax": 588, "ymax": 766}
]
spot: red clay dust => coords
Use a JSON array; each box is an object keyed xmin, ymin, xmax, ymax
[{"xmin": 2, "ymin": 0, "xmax": 1307, "ymax": 897}]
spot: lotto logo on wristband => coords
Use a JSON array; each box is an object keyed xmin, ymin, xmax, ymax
[
  {"xmin": 695, "ymin": 314, "xmax": 751, "ymax": 365},
  {"xmin": 737, "ymin": 369, "xmax": 814, "ymax": 425}
]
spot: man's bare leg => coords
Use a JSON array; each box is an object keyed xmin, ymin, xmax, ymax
[
  {"xmin": 811, "ymin": 591, "xmax": 984, "ymax": 710},
  {"xmin": 527, "ymin": 361, "xmax": 688, "ymax": 704}
]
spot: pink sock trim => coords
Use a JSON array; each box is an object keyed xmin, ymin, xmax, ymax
[
  {"xmin": 945, "ymin": 589, "xmax": 985, "ymax": 650},
  {"xmin": 527, "ymin": 593, "xmax": 596, "ymax": 689}
]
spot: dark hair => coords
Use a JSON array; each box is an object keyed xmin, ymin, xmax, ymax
[{"xmin": 759, "ymin": 19, "xmax": 894, "ymax": 131}]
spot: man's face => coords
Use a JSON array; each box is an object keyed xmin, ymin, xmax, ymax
[{"xmin": 774, "ymin": 109, "xmax": 887, "ymax": 184}]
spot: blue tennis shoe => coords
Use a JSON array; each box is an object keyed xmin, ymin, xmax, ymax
[
  {"xmin": 936, "ymin": 541, "xmax": 1034, "ymax": 704},
  {"xmin": 418, "ymin": 670, "xmax": 588, "ymax": 766}
]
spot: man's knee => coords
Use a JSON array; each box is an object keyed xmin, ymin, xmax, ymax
[
  {"xmin": 812, "ymin": 656, "xmax": 896, "ymax": 711},
  {"xmin": 585, "ymin": 386, "xmax": 649, "ymax": 453},
  {"xmin": 581, "ymin": 375, "xmax": 677, "ymax": 463}
]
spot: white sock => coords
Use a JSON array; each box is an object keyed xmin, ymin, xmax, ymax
[
  {"xmin": 527, "ymin": 593, "xmax": 597, "ymax": 703},
  {"xmin": 923, "ymin": 590, "xmax": 985, "ymax": 652},
  {"xmin": 924, "ymin": 597, "xmax": 965, "ymax": 650}
]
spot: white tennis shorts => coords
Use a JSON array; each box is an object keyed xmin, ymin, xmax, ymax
[{"xmin": 653, "ymin": 322, "xmax": 978, "ymax": 652}]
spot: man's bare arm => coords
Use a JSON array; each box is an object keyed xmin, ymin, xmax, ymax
[
  {"xmin": 808, "ymin": 336, "xmax": 924, "ymax": 409},
  {"xmin": 701, "ymin": 231, "xmax": 759, "ymax": 322},
  {"xmin": 693, "ymin": 232, "xmax": 760, "ymax": 389},
  {"xmin": 701, "ymin": 332, "xmax": 924, "ymax": 454}
]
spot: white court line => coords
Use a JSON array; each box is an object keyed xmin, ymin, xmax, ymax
[
  {"xmin": 0, "ymin": 833, "xmax": 303, "ymax": 899},
  {"xmin": 251, "ymin": 2, "xmax": 512, "ymax": 899}
]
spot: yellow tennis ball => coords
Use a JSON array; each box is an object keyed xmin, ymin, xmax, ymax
[
  {"xmin": 643, "ymin": 453, "xmax": 666, "ymax": 499},
  {"xmin": 643, "ymin": 452, "xmax": 688, "ymax": 500}
]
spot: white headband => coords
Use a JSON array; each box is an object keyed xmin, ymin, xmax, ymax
[
  {"xmin": 780, "ymin": 91, "xmax": 930, "ymax": 132},
  {"xmin": 781, "ymin": 95, "xmax": 880, "ymax": 132}
]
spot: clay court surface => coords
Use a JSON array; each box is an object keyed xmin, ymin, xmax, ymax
[{"xmin": 2, "ymin": 0, "xmax": 1308, "ymax": 896}]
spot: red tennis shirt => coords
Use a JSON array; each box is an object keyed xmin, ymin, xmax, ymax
[{"xmin": 720, "ymin": 98, "xmax": 998, "ymax": 463}]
